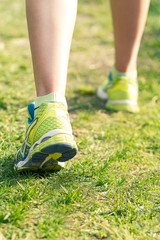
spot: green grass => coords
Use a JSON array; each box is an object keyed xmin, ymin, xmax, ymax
[{"xmin": 0, "ymin": 0, "xmax": 160, "ymax": 239}]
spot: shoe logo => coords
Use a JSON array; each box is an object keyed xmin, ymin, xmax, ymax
[
  {"xmin": 26, "ymin": 118, "xmax": 38, "ymax": 136},
  {"xmin": 21, "ymin": 118, "xmax": 38, "ymax": 157},
  {"xmin": 20, "ymin": 142, "xmax": 31, "ymax": 158}
]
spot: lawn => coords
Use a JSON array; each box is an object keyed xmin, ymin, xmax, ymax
[{"xmin": 0, "ymin": 0, "xmax": 160, "ymax": 239}]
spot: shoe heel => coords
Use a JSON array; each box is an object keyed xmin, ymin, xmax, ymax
[{"xmin": 31, "ymin": 133, "xmax": 77, "ymax": 163}]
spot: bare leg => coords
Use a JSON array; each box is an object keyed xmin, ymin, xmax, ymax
[
  {"xmin": 110, "ymin": 0, "xmax": 150, "ymax": 73},
  {"xmin": 26, "ymin": 0, "xmax": 77, "ymax": 97},
  {"xmin": 15, "ymin": 0, "xmax": 78, "ymax": 171}
]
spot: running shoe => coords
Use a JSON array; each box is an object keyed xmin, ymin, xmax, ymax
[
  {"xmin": 15, "ymin": 102, "xmax": 77, "ymax": 172},
  {"xmin": 97, "ymin": 70, "xmax": 139, "ymax": 113}
]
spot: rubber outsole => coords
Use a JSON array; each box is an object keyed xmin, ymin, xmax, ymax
[
  {"xmin": 106, "ymin": 102, "xmax": 139, "ymax": 113},
  {"xmin": 15, "ymin": 163, "xmax": 63, "ymax": 172},
  {"xmin": 15, "ymin": 143, "xmax": 77, "ymax": 172},
  {"xmin": 32, "ymin": 143, "xmax": 77, "ymax": 163}
]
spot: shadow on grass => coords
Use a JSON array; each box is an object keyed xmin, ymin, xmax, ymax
[
  {"xmin": 0, "ymin": 156, "xmax": 62, "ymax": 185},
  {"xmin": 0, "ymin": 154, "xmax": 52, "ymax": 185},
  {"xmin": 0, "ymin": 155, "xmax": 87, "ymax": 189},
  {"xmin": 68, "ymin": 91, "xmax": 116, "ymax": 116}
]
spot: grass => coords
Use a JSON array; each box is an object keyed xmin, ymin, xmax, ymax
[{"xmin": 0, "ymin": 0, "xmax": 160, "ymax": 239}]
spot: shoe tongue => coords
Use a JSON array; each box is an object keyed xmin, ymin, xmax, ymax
[{"xmin": 28, "ymin": 102, "xmax": 35, "ymax": 122}]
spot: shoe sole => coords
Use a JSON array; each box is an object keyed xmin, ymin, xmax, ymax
[
  {"xmin": 15, "ymin": 134, "xmax": 77, "ymax": 172},
  {"xmin": 106, "ymin": 101, "xmax": 139, "ymax": 113},
  {"xmin": 15, "ymin": 160, "xmax": 65, "ymax": 172},
  {"xmin": 32, "ymin": 143, "xmax": 77, "ymax": 164}
]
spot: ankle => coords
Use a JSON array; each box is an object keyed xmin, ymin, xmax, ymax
[
  {"xmin": 112, "ymin": 66, "xmax": 137, "ymax": 80},
  {"xmin": 34, "ymin": 92, "xmax": 67, "ymax": 116},
  {"xmin": 115, "ymin": 63, "xmax": 137, "ymax": 74},
  {"xmin": 36, "ymin": 89, "xmax": 65, "ymax": 98}
]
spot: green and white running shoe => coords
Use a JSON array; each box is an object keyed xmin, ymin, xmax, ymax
[
  {"xmin": 97, "ymin": 68, "xmax": 139, "ymax": 113},
  {"xmin": 15, "ymin": 102, "xmax": 77, "ymax": 172}
]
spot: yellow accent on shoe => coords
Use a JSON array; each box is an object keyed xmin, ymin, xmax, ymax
[
  {"xmin": 15, "ymin": 102, "xmax": 77, "ymax": 172},
  {"xmin": 50, "ymin": 153, "xmax": 62, "ymax": 160},
  {"xmin": 97, "ymin": 69, "xmax": 139, "ymax": 113}
]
